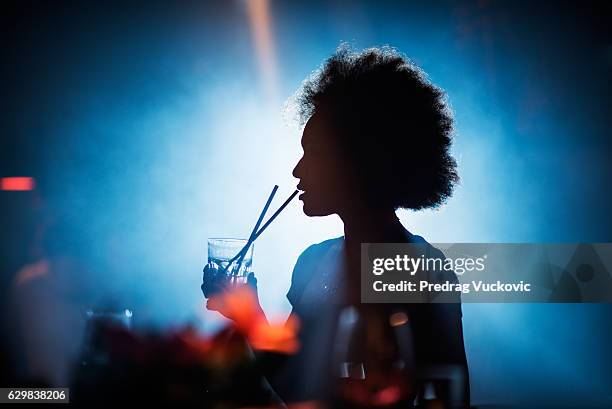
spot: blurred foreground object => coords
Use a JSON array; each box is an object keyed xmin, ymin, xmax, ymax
[{"xmin": 71, "ymin": 302, "xmax": 295, "ymax": 406}]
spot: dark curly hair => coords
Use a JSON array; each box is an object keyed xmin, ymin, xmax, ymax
[{"xmin": 295, "ymin": 45, "xmax": 458, "ymax": 210}]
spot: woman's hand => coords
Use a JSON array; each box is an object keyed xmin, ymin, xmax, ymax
[
  {"xmin": 200, "ymin": 263, "xmax": 226, "ymax": 298},
  {"xmin": 202, "ymin": 265, "xmax": 266, "ymax": 324},
  {"xmin": 201, "ymin": 265, "xmax": 300, "ymax": 354}
]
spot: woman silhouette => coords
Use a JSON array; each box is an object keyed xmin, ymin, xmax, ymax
[{"xmin": 206, "ymin": 45, "xmax": 469, "ymax": 408}]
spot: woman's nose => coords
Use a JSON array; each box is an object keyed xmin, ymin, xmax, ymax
[{"xmin": 292, "ymin": 156, "xmax": 304, "ymax": 179}]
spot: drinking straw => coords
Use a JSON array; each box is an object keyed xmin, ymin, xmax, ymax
[
  {"xmin": 232, "ymin": 185, "xmax": 278, "ymax": 275},
  {"xmin": 220, "ymin": 188, "xmax": 300, "ymax": 276},
  {"xmin": 250, "ymin": 189, "xmax": 299, "ymax": 242}
]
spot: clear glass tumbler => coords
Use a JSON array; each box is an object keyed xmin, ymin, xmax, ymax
[{"xmin": 207, "ymin": 238, "xmax": 254, "ymax": 285}]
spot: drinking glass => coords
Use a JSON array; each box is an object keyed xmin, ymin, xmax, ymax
[{"xmin": 207, "ymin": 238, "xmax": 254, "ymax": 285}]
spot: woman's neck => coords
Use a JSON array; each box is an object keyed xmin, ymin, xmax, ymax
[{"xmin": 339, "ymin": 206, "xmax": 406, "ymax": 248}]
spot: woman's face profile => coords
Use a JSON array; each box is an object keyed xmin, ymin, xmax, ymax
[{"xmin": 293, "ymin": 112, "xmax": 355, "ymax": 217}]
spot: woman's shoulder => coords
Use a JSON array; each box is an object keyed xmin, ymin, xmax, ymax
[
  {"xmin": 406, "ymin": 231, "xmax": 446, "ymax": 258},
  {"xmin": 298, "ymin": 236, "xmax": 343, "ymax": 261},
  {"xmin": 286, "ymin": 236, "xmax": 343, "ymax": 306}
]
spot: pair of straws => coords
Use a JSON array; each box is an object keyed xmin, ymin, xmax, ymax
[{"xmin": 221, "ymin": 185, "xmax": 300, "ymax": 277}]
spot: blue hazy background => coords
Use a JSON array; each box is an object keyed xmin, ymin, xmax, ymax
[{"xmin": 1, "ymin": 0, "xmax": 611, "ymax": 405}]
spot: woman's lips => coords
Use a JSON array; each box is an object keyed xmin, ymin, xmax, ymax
[{"xmin": 297, "ymin": 185, "xmax": 306, "ymax": 200}]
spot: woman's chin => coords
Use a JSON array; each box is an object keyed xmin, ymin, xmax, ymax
[{"xmin": 301, "ymin": 201, "xmax": 334, "ymax": 217}]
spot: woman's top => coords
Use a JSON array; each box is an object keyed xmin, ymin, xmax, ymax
[{"xmin": 269, "ymin": 229, "xmax": 470, "ymax": 406}]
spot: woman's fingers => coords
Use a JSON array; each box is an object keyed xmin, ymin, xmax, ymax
[{"xmin": 247, "ymin": 272, "xmax": 257, "ymax": 290}]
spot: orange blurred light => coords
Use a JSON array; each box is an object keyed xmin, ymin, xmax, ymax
[
  {"xmin": 207, "ymin": 286, "xmax": 300, "ymax": 354},
  {"xmin": 373, "ymin": 385, "xmax": 402, "ymax": 406},
  {"xmin": 1, "ymin": 177, "xmax": 35, "ymax": 191},
  {"xmin": 249, "ymin": 314, "xmax": 300, "ymax": 354},
  {"xmin": 389, "ymin": 311, "xmax": 409, "ymax": 327},
  {"xmin": 14, "ymin": 260, "xmax": 49, "ymax": 286},
  {"xmin": 246, "ymin": 0, "xmax": 278, "ymax": 99}
]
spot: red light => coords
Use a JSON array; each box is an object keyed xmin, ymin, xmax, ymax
[{"xmin": 1, "ymin": 177, "xmax": 35, "ymax": 191}]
